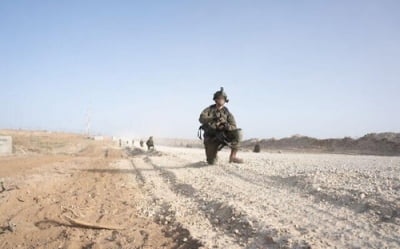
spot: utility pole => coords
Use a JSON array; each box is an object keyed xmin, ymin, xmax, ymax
[{"xmin": 86, "ymin": 109, "xmax": 90, "ymax": 136}]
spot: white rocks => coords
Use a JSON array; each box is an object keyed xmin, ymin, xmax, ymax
[{"xmin": 130, "ymin": 146, "xmax": 400, "ymax": 249}]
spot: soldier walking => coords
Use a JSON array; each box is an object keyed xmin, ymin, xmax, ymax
[{"xmin": 146, "ymin": 136, "xmax": 154, "ymax": 151}]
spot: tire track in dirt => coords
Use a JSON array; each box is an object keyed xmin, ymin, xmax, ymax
[
  {"xmin": 147, "ymin": 149, "xmax": 400, "ymax": 249},
  {"xmin": 143, "ymin": 156, "xmax": 257, "ymax": 244},
  {"xmin": 0, "ymin": 148, "xmax": 182, "ymax": 249},
  {"xmin": 127, "ymin": 148, "xmax": 258, "ymax": 249},
  {"xmin": 128, "ymin": 157, "xmax": 203, "ymax": 249},
  {"xmin": 220, "ymin": 165, "xmax": 400, "ymax": 225},
  {"xmin": 212, "ymin": 165, "xmax": 400, "ymax": 248},
  {"xmin": 137, "ymin": 151, "xmax": 313, "ymax": 249}
]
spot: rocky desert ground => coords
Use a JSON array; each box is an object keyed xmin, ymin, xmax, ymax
[{"xmin": 0, "ymin": 130, "xmax": 399, "ymax": 249}]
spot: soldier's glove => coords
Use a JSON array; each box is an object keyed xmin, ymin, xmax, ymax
[
  {"xmin": 217, "ymin": 123, "xmax": 226, "ymax": 131},
  {"xmin": 213, "ymin": 117, "xmax": 220, "ymax": 122}
]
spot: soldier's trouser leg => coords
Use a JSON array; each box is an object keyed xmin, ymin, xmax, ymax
[
  {"xmin": 204, "ymin": 138, "xmax": 219, "ymax": 165},
  {"xmin": 225, "ymin": 130, "xmax": 244, "ymax": 163},
  {"xmin": 225, "ymin": 129, "xmax": 242, "ymax": 149}
]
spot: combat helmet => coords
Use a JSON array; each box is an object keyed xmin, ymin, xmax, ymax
[{"xmin": 213, "ymin": 87, "xmax": 229, "ymax": 103}]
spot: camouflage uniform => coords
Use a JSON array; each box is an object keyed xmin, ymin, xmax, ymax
[
  {"xmin": 253, "ymin": 142, "xmax": 261, "ymax": 153},
  {"xmin": 199, "ymin": 88, "xmax": 243, "ymax": 164},
  {"xmin": 146, "ymin": 137, "xmax": 154, "ymax": 151}
]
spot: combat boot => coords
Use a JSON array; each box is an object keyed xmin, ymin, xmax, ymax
[{"xmin": 229, "ymin": 148, "xmax": 243, "ymax": 164}]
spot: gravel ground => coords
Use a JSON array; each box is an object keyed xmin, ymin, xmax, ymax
[{"xmin": 125, "ymin": 146, "xmax": 400, "ymax": 249}]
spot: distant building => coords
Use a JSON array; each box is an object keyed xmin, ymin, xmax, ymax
[{"xmin": 0, "ymin": 136, "xmax": 13, "ymax": 155}]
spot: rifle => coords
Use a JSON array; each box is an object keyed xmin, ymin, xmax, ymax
[{"xmin": 198, "ymin": 125, "xmax": 232, "ymax": 151}]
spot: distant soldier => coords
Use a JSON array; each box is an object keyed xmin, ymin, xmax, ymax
[
  {"xmin": 140, "ymin": 139, "xmax": 144, "ymax": 147},
  {"xmin": 253, "ymin": 142, "xmax": 261, "ymax": 153},
  {"xmin": 199, "ymin": 87, "xmax": 243, "ymax": 165},
  {"xmin": 146, "ymin": 136, "xmax": 154, "ymax": 151},
  {"xmin": 132, "ymin": 139, "xmax": 135, "ymax": 146},
  {"xmin": 119, "ymin": 139, "xmax": 122, "ymax": 147}
]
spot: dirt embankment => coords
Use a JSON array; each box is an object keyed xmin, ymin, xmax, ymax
[
  {"xmin": 0, "ymin": 130, "xmax": 197, "ymax": 249},
  {"xmin": 242, "ymin": 132, "xmax": 400, "ymax": 156}
]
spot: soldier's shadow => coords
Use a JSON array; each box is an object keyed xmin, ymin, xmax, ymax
[
  {"xmin": 76, "ymin": 161, "xmax": 210, "ymax": 175},
  {"xmin": 181, "ymin": 161, "xmax": 211, "ymax": 169}
]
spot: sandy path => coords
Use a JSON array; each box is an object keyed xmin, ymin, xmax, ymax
[
  {"xmin": 0, "ymin": 147, "xmax": 181, "ymax": 249},
  {"xmin": 130, "ymin": 154, "xmax": 241, "ymax": 249},
  {"xmin": 129, "ymin": 146, "xmax": 400, "ymax": 249},
  {"xmin": 0, "ymin": 155, "xmax": 71, "ymax": 177},
  {"xmin": 1, "ymin": 142, "xmax": 399, "ymax": 249}
]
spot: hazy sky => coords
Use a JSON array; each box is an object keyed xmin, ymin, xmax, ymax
[{"xmin": 1, "ymin": 1, "xmax": 399, "ymax": 139}]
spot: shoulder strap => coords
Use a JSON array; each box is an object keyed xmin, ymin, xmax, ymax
[
  {"xmin": 223, "ymin": 107, "xmax": 232, "ymax": 119},
  {"xmin": 223, "ymin": 106, "xmax": 230, "ymax": 114},
  {"xmin": 208, "ymin": 104, "xmax": 216, "ymax": 116}
]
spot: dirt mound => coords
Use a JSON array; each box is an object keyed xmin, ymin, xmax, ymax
[
  {"xmin": 242, "ymin": 132, "xmax": 400, "ymax": 156},
  {"xmin": 0, "ymin": 130, "xmax": 90, "ymax": 155},
  {"xmin": 365, "ymin": 132, "xmax": 400, "ymax": 143},
  {"xmin": 0, "ymin": 134, "xmax": 186, "ymax": 249}
]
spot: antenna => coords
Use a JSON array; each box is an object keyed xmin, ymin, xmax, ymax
[{"xmin": 86, "ymin": 108, "xmax": 90, "ymax": 136}]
